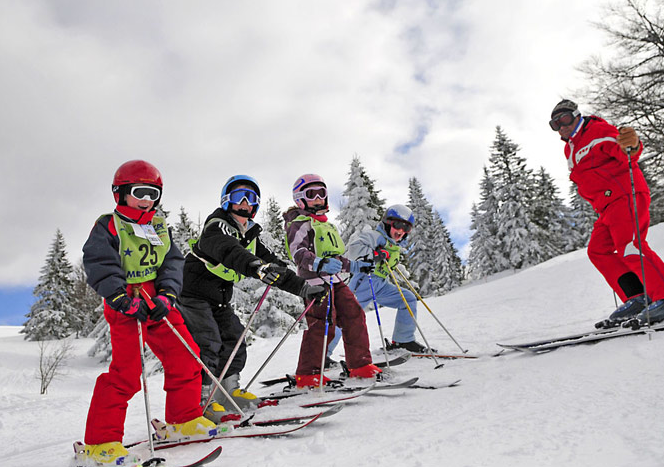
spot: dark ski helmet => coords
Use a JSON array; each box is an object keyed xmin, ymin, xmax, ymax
[
  {"xmin": 112, "ymin": 160, "xmax": 163, "ymax": 206},
  {"xmin": 292, "ymin": 174, "xmax": 329, "ymax": 214},
  {"xmin": 220, "ymin": 175, "xmax": 261, "ymax": 218},
  {"xmin": 382, "ymin": 204, "xmax": 415, "ymax": 238}
]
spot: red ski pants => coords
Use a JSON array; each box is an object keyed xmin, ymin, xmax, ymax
[
  {"xmin": 85, "ymin": 284, "xmax": 202, "ymax": 445},
  {"xmin": 296, "ymin": 281, "xmax": 372, "ymax": 375},
  {"xmin": 588, "ymin": 193, "xmax": 664, "ymax": 302}
]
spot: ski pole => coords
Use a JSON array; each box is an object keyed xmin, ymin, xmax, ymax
[
  {"xmin": 384, "ymin": 262, "xmax": 444, "ymax": 370},
  {"xmin": 132, "ymin": 288, "xmax": 161, "ymax": 463},
  {"xmin": 367, "ymin": 275, "xmax": 391, "ymax": 370},
  {"xmin": 393, "ymin": 266, "xmax": 468, "ymax": 354},
  {"xmin": 320, "ymin": 276, "xmax": 334, "ymax": 392},
  {"xmin": 138, "ymin": 288, "xmax": 246, "ymax": 416},
  {"xmin": 626, "ymin": 143, "xmax": 651, "ymax": 329},
  {"xmin": 136, "ymin": 320, "xmax": 158, "ymax": 460},
  {"xmin": 243, "ymin": 297, "xmax": 319, "ymax": 392},
  {"xmin": 201, "ymin": 285, "xmax": 271, "ymax": 411}
]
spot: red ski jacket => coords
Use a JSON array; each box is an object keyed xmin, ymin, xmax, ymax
[{"xmin": 564, "ymin": 116, "xmax": 648, "ymax": 213}]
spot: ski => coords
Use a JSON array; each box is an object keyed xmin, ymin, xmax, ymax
[
  {"xmin": 175, "ymin": 446, "xmax": 222, "ymax": 467},
  {"xmin": 497, "ymin": 321, "xmax": 664, "ymax": 353},
  {"xmin": 125, "ymin": 412, "xmax": 321, "ymax": 451},
  {"xmin": 259, "ymin": 354, "xmax": 411, "ymax": 388},
  {"xmin": 342, "ymin": 376, "xmax": 419, "ymax": 392},
  {"xmin": 73, "ymin": 442, "xmax": 221, "ymax": 467},
  {"xmin": 411, "ymin": 353, "xmax": 479, "ymax": 360},
  {"xmin": 373, "ymin": 353, "xmax": 412, "ymax": 368},
  {"xmin": 266, "ymin": 382, "xmax": 376, "ymax": 406},
  {"xmin": 250, "ymin": 403, "xmax": 343, "ymax": 426},
  {"xmin": 409, "ymin": 379, "xmax": 462, "ymax": 390}
]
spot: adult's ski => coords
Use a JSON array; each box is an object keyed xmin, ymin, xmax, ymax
[{"xmin": 497, "ymin": 321, "xmax": 664, "ymax": 353}]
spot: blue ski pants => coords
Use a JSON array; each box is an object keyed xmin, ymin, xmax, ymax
[{"xmin": 327, "ymin": 274, "xmax": 417, "ymax": 356}]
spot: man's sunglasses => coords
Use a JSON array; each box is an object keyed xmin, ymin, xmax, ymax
[
  {"xmin": 386, "ymin": 219, "xmax": 412, "ymax": 233},
  {"xmin": 549, "ymin": 110, "xmax": 580, "ymax": 131},
  {"xmin": 224, "ymin": 188, "xmax": 260, "ymax": 206},
  {"xmin": 129, "ymin": 185, "xmax": 161, "ymax": 201}
]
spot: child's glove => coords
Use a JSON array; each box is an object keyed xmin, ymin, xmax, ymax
[
  {"xmin": 299, "ymin": 283, "xmax": 328, "ymax": 304},
  {"xmin": 313, "ymin": 257, "xmax": 343, "ymax": 275},
  {"xmin": 349, "ymin": 259, "xmax": 374, "ymax": 275},
  {"xmin": 373, "ymin": 249, "xmax": 390, "ymax": 263},
  {"xmin": 151, "ymin": 291, "xmax": 176, "ymax": 321},
  {"xmin": 251, "ymin": 260, "xmax": 288, "ymax": 286},
  {"xmin": 106, "ymin": 289, "xmax": 148, "ymax": 322}
]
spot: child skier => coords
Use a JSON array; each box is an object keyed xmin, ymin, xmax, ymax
[
  {"xmin": 328, "ymin": 204, "xmax": 432, "ymax": 356},
  {"xmin": 80, "ymin": 160, "xmax": 215, "ymax": 465},
  {"xmin": 178, "ymin": 175, "xmax": 325, "ymax": 421},
  {"xmin": 284, "ymin": 174, "xmax": 380, "ymax": 387}
]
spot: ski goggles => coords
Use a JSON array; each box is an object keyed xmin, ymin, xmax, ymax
[
  {"xmin": 295, "ymin": 186, "xmax": 328, "ymax": 202},
  {"xmin": 129, "ymin": 185, "xmax": 161, "ymax": 201},
  {"xmin": 224, "ymin": 188, "xmax": 260, "ymax": 206},
  {"xmin": 549, "ymin": 109, "xmax": 580, "ymax": 131},
  {"xmin": 386, "ymin": 219, "xmax": 412, "ymax": 233}
]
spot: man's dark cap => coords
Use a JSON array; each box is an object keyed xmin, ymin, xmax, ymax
[{"xmin": 551, "ymin": 99, "xmax": 578, "ymax": 118}]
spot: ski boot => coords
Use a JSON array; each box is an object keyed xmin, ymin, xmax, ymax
[
  {"xmin": 155, "ymin": 416, "xmax": 219, "ymax": 442},
  {"xmin": 387, "ymin": 340, "xmax": 436, "ymax": 353},
  {"xmin": 75, "ymin": 441, "xmax": 140, "ymax": 465},
  {"xmin": 349, "ymin": 363, "xmax": 382, "ymax": 379},
  {"xmin": 628, "ymin": 299, "xmax": 664, "ymax": 329},
  {"xmin": 324, "ymin": 356, "xmax": 340, "ymax": 369},
  {"xmin": 605, "ymin": 294, "xmax": 650, "ymax": 324},
  {"xmin": 294, "ymin": 373, "xmax": 332, "ymax": 388}
]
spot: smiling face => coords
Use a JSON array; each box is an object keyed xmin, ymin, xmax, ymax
[{"xmin": 125, "ymin": 185, "xmax": 156, "ymax": 212}]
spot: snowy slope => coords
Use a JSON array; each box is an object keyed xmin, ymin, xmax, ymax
[{"xmin": 2, "ymin": 225, "xmax": 664, "ymax": 467}]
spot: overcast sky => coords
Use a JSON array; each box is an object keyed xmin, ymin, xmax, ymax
[{"xmin": 0, "ymin": 0, "xmax": 611, "ymax": 292}]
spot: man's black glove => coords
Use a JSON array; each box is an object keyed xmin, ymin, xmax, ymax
[
  {"xmin": 299, "ymin": 283, "xmax": 328, "ymax": 304},
  {"xmin": 251, "ymin": 260, "xmax": 288, "ymax": 286},
  {"xmin": 106, "ymin": 289, "xmax": 148, "ymax": 322},
  {"xmin": 373, "ymin": 249, "xmax": 390, "ymax": 263}
]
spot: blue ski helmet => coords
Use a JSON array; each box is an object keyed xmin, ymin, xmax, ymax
[
  {"xmin": 220, "ymin": 175, "xmax": 261, "ymax": 218},
  {"xmin": 382, "ymin": 204, "xmax": 415, "ymax": 238}
]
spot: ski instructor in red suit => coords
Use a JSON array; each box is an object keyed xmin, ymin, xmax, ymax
[{"xmin": 550, "ymin": 99, "xmax": 664, "ymax": 325}]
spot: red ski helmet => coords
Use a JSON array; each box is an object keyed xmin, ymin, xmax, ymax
[{"xmin": 112, "ymin": 160, "xmax": 163, "ymax": 206}]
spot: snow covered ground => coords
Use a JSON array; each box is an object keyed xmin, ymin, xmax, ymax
[{"xmin": 2, "ymin": 225, "xmax": 664, "ymax": 467}]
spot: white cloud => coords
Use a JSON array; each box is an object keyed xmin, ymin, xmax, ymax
[{"xmin": 0, "ymin": 0, "xmax": 609, "ymax": 285}]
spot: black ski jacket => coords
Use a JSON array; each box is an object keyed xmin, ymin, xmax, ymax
[{"xmin": 181, "ymin": 208, "xmax": 304, "ymax": 304}]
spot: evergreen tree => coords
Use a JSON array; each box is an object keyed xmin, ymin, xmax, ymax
[
  {"xmin": 70, "ymin": 260, "xmax": 103, "ymax": 337},
  {"xmin": 22, "ymin": 229, "xmax": 77, "ymax": 340},
  {"xmin": 406, "ymin": 178, "xmax": 461, "ymax": 296},
  {"xmin": 338, "ymin": 156, "xmax": 383, "ymax": 244},
  {"xmin": 429, "ymin": 210, "xmax": 463, "ymax": 293},
  {"xmin": 468, "ymin": 167, "xmax": 507, "ymax": 280},
  {"xmin": 172, "ymin": 206, "xmax": 199, "ymax": 256},
  {"xmin": 261, "ymin": 197, "xmax": 289, "ymax": 260},
  {"xmin": 530, "ymin": 167, "xmax": 568, "ymax": 259},
  {"xmin": 489, "ymin": 126, "xmax": 545, "ymax": 270}
]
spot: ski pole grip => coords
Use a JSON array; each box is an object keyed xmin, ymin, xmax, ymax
[{"xmin": 138, "ymin": 287, "xmax": 156, "ymax": 310}]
